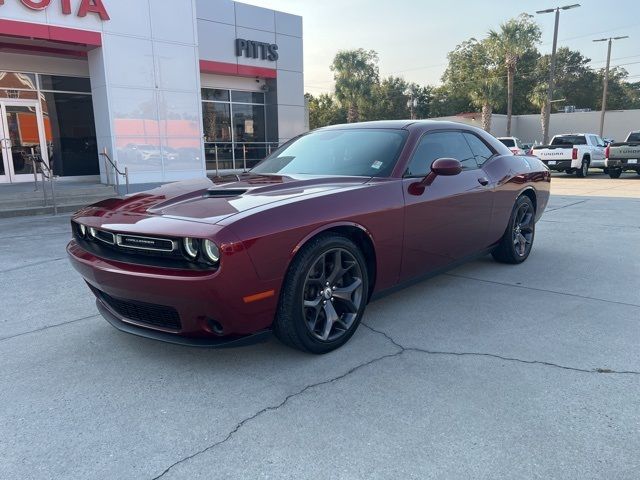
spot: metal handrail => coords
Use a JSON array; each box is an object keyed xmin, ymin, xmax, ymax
[
  {"xmin": 100, "ymin": 148, "xmax": 129, "ymax": 194},
  {"xmin": 205, "ymin": 142, "xmax": 279, "ymax": 175},
  {"xmin": 29, "ymin": 155, "xmax": 57, "ymax": 215}
]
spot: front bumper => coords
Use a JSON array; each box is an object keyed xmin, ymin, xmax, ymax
[
  {"xmin": 606, "ymin": 159, "xmax": 640, "ymax": 171},
  {"xmin": 67, "ymin": 240, "xmax": 281, "ymax": 344},
  {"xmin": 96, "ymin": 300, "xmax": 270, "ymax": 347}
]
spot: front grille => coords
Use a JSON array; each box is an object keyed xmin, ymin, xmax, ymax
[
  {"xmin": 96, "ymin": 289, "xmax": 182, "ymax": 330},
  {"xmin": 72, "ymin": 222, "xmax": 216, "ymax": 271}
]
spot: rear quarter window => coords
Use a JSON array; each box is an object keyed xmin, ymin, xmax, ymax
[
  {"xmin": 627, "ymin": 133, "xmax": 640, "ymax": 142},
  {"xmin": 551, "ymin": 136, "xmax": 587, "ymax": 146}
]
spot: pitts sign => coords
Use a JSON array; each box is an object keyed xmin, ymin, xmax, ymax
[
  {"xmin": 0, "ymin": 0, "xmax": 110, "ymax": 21},
  {"xmin": 235, "ymin": 38, "xmax": 278, "ymax": 61}
]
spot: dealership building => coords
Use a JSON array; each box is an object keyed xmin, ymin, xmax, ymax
[{"xmin": 0, "ymin": 0, "xmax": 305, "ymax": 188}]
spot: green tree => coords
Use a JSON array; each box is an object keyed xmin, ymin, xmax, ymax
[
  {"xmin": 407, "ymin": 83, "xmax": 433, "ymax": 119},
  {"xmin": 537, "ymin": 47, "xmax": 599, "ymax": 110},
  {"xmin": 361, "ymin": 76, "xmax": 410, "ymax": 120},
  {"xmin": 487, "ymin": 13, "xmax": 541, "ymax": 135},
  {"xmin": 528, "ymin": 81, "xmax": 550, "ymax": 143},
  {"xmin": 305, "ymin": 93, "xmax": 346, "ymax": 129},
  {"xmin": 595, "ymin": 67, "xmax": 635, "ymax": 111},
  {"xmin": 443, "ymin": 39, "xmax": 503, "ymax": 131},
  {"xmin": 428, "ymin": 85, "xmax": 473, "ymax": 118},
  {"xmin": 331, "ymin": 49, "xmax": 379, "ymax": 123}
]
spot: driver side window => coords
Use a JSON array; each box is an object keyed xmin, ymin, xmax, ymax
[{"xmin": 405, "ymin": 131, "xmax": 477, "ymax": 177}]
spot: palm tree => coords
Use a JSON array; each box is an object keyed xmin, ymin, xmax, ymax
[
  {"xmin": 331, "ymin": 49, "xmax": 379, "ymax": 123},
  {"xmin": 443, "ymin": 39, "xmax": 502, "ymax": 132},
  {"xmin": 529, "ymin": 81, "xmax": 551, "ymax": 144},
  {"xmin": 488, "ymin": 14, "xmax": 541, "ymax": 136},
  {"xmin": 470, "ymin": 77, "xmax": 504, "ymax": 132}
]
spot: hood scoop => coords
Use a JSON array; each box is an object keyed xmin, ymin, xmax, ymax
[{"xmin": 205, "ymin": 188, "xmax": 248, "ymax": 198}]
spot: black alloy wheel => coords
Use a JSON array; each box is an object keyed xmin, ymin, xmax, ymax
[
  {"xmin": 301, "ymin": 248, "xmax": 364, "ymax": 342},
  {"xmin": 274, "ymin": 234, "xmax": 369, "ymax": 353},
  {"xmin": 492, "ymin": 195, "xmax": 536, "ymax": 264}
]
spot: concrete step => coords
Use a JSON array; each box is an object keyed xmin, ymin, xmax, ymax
[
  {"xmin": 0, "ymin": 185, "xmax": 116, "ymax": 201},
  {"xmin": 0, "ymin": 197, "xmax": 117, "ymax": 218},
  {"xmin": 0, "ymin": 193, "xmax": 114, "ymax": 210}
]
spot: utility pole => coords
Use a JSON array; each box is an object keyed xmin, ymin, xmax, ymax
[
  {"xmin": 593, "ymin": 36, "xmax": 629, "ymax": 137},
  {"xmin": 406, "ymin": 90, "xmax": 417, "ymax": 120},
  {"xmin": 536, "ymin": 4, "xmax": 580, "ymax": 144}
]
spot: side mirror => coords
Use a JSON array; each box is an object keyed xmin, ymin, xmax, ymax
[
  {"xmin": 408, "ymin": 158, "xmax": 462, "ymax": 196},
  {"xmin": 431, "ymin": 158, "xmax": 462, "ymax": 177}
]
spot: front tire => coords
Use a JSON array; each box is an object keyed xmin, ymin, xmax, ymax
[
  {"xmin": 492, "ymin": 195, "xmax": 536, "ymax": 264},
  {"xmin": 576, "ymin": 158, "xmax": 589, "ymax": 178},
  {"xmin": 274, "ymin": 234, "xmax": 369, "ymax": 354}
]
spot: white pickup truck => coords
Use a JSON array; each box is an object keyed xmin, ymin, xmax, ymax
[
  {"xmin": 604, "ymin": 131, "xmax": 640, "ymax": 178},
  {"xmin": 532, "ymin": 133, "xmax": 607, "ymax": 177}
]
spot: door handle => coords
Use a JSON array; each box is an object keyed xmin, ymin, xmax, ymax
[{"xmin": 477, "ymin": 177, "xmax": 489, "ymax": 186}]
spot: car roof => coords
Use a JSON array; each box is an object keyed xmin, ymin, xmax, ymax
[
  {"xmin": 554, "ymin": 133, "xmax": 594, "ymax": 136},
  {"xmin": 316, "ymin": 119, "xmax": 476, "ymax": 131}
]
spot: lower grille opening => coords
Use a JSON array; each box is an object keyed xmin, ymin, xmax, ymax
[{"xmin": 94, "ymin": 288, "xmax": 182, "ymax": 330}]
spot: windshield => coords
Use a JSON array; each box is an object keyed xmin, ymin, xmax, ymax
[
  {"xmin": 499, "ymin": 138, "xmax": 516, "ymax": 147},
  {"xmin": 551, "ymin": 135, "xmax": 586, "ymax": 146},
  {"xmin": 627, "ymin": 132, "xmax": 640, "ymax": 143},
  {"xmin": 252, "ymin": 129, "xmax": 408, "ymax": 177}
]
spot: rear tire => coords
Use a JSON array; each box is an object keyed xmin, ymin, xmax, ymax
[
  {"xmin": 492, "ymin": 195, "xmax": 535, "ymax": 264},
  {"xmin": 608, "ymin": 168, "xmax": 622, "ymax": 179},
  {"xmin": 273, "ymin": 234, "xmax": 369, "ymax": 354},
  {"xmin": 576, "ymin": 158, "xmax": 589, "ymax": 178}
]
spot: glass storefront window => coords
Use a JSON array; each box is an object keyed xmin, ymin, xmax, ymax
[
  {"xmin": 202, "ymin": 102, "xmax": 232, "ymax": 142},
  {"xmin": 232, "ymin": 104, "xmax": 265, "ymax": 143},
  {"xmin": 0, "ymin": 72, "xmax": 98, "ymax": 180},
  {"xmin": 202, "ymin": 88, "xmax": 272, "ymax": 171},
  {"xmin": 0, "ymin": 72, "xmax": 36, "ymax": 90},
  {"xmin": 39, "ymin": 75, "xmax": 91, "ymax": 93},
  {"xmin": 41, "ymin": 92, "xmax": 99, "ymax": 176},
  {"xmin": 0, "ymin": 90, "xmax": 38, "ymax": 100},
  {"xmin": 231, "ymin": 91, "xmax": 264, "ymax": 104},
  {"xmin": 201, "ymin": 88, "xmax": 230, "ymax": 102}
]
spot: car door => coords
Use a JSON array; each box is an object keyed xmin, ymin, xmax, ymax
[
  {"xmin": 400, "ymin": 130, "xmax": 494, "ymax": 281},
  {"xmin": 589, "ymin": 135, "xmax": 606, "ymax": 164},
  {"xmin": 594, "ymin": 135, "xmax": 607, "ymax": 162}
]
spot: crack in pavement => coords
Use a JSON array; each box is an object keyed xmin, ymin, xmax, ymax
[
  {"xmin": 0, "ymin": 314, "xmax": 99, "ymax": 343},
  {"xmin": 360, "ymin": 323, "xmax": 640, "ymax": 375},
  {"xmin": 150, "ymin": 347, "xmax": 403, "ymax": 479},
  {"xmin": 149, "ymin": 319, "xmax": 639, "ymax": 479},
  {"xmin": 545, "ymin": 199, "xmax": 589, "ymax": 212},
  {"xmin": 539, "ymin": 219, "xmax": 640, "ymax": 230},
  {"xmin": 0, "ymin": 257, "xmax": 66, "ymax": 274},
  {"xmin": 0, "ymin": 231, "xmax": 70, "ymax": 240},
  {"xmin": 445, "ymin": 273, "xmax": 640, "ymax": 309}
]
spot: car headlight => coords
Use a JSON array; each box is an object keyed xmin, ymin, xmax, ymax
[
  {"xmin": 183, "ymin": 237, "xmax": 199, "ymax": 259},
  {"xmin": 78, "ymin": 223, "xmax": 87, "ymax": 238},
  {"xmin": 88, "ymin": 227, "xmax": 97, "ymax": 238},
  {"xmin": 203, "ymin": 239, "xmax": 220, "ymax": 264}
]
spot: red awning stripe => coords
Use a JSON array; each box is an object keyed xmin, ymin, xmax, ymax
[
  {"xmin": 199, "ymin": 59, "xmax": 277, "ymax": 79},
  {"xmin": 0, "ymin": 18, "xmax": 101, "ymax": 47}
]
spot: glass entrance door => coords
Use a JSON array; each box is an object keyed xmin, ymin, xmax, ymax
[{"xmin": 0, "ymin": 100, "xmax": 49, "ymax": 183}]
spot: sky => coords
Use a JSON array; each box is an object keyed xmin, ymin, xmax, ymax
[{"xmin": 244, "ymin": 0, "xmax": 640, "ymax": 95}]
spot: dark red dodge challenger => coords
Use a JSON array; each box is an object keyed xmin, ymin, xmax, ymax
[{"xmin": 68, "ymin": 121, "xmax": 550, "ymax": 353}]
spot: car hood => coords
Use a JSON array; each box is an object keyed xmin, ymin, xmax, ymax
[{"xmin": 88, "ymin": 173, "xmax": 371, "ymax": 225}]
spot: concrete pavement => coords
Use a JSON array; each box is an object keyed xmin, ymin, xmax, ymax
[{"xmin": 1, "ymin": 173, "xmax": 639, "ymax": 479}]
